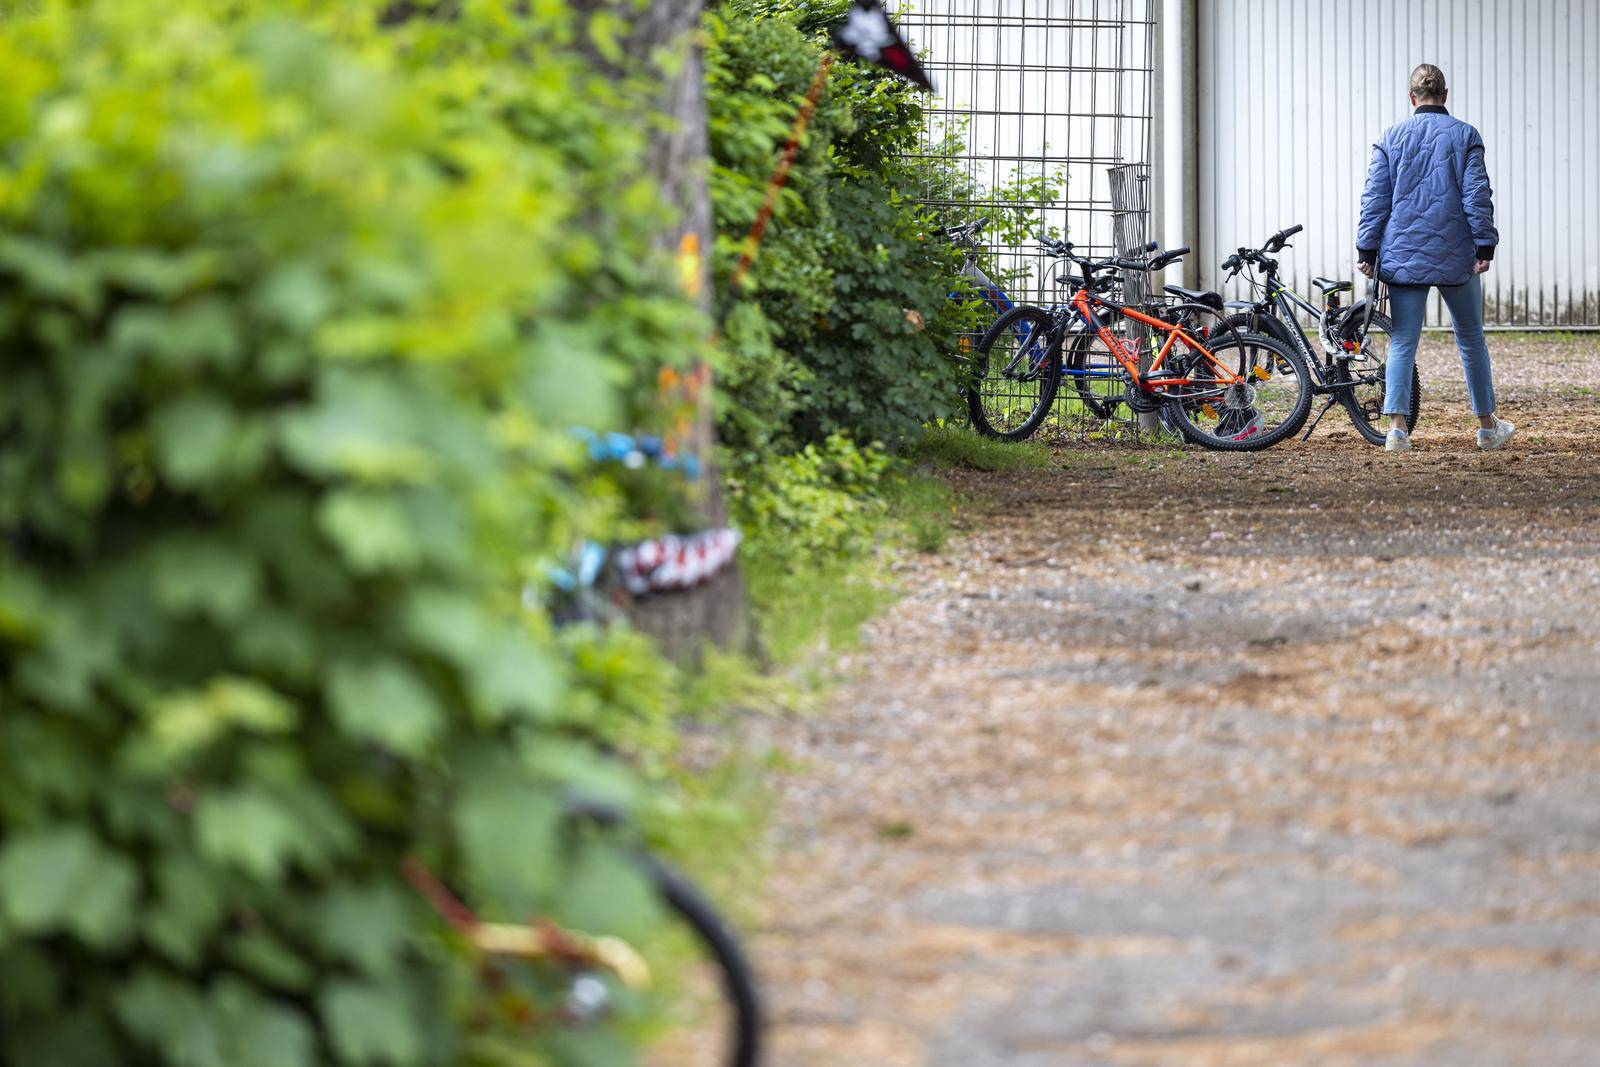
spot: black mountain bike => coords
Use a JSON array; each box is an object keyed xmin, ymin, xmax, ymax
[{"xmin": 1219, "ymin": 224, "xmax": 1420, "ymax": 446}]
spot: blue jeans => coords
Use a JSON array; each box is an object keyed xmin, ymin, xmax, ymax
[{"xmin": 1383, "ymin": 273, "xmax": 1495, "ymax": 417}]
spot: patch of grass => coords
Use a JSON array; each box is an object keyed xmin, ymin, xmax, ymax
[
  {"xmin": 742, "ymin": 550, "xmax": 890, "ymax": 680},
  {"xmin": 676, "ymin": 644, "xmax": 802, "ymax": 719},
  {"xmin": 882, "ymin": 469, "xmax": 958, "ymax": 554},
  {"xmin": 908, "ymin": 423, "xmax": 1053, "ymax": 472},
  {"xmin": 739, "ymin": 466, "xmax": 960, "ymax": 679},
  {"xmin": 874, "ymin": 819, "xmax": 916, "ymax": 841}
]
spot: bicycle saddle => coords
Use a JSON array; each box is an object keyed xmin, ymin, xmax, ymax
[
  {"xmin": 1163, "ymin": 284, "xmax": 1225, "ymax": 311},
  {"xmin": 1312, "ymin": 276, "xmax": 1353, "ymax": 295}
]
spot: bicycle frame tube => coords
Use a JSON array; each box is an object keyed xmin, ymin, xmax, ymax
[
  {"xmin": 955, "ymin": 260, "xmax": 1014, "ymax": 316},
  {"xmin": 1071, "ymin": 287, "xmax": 1243, "ymax": 388},
  {"xmin": 1253, "ymin": 271, "xmax": 1330, "ymax": 385},
  {"xmin": 1269, "ymin": 282, "xmax": 1322, "ymax": 324}
]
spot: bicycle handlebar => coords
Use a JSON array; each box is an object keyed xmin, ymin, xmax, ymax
[
  {"xmin": 1266, "ymin": 223, "xmax": 1304, "ymax": 251},
  {"xmin": 941, "ymin": 216, "xmax": 991, "ymax": 244},
  {"xmin": 1223, "ymin": 224, "xmax": 1304, "ymax": 277},
  {"xmin": 1042, "ymin": 237, "xmax": 1187, "ymax": 276}
]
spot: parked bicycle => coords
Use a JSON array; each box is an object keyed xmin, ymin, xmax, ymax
[
  {"xmin": 406, "ymin": 796, "xmax": 761, "ymax": 1067},
  {"xmin": 1219, "ymin": 224, "xmax": 1419, "ymax": 446},
  {"xmin": 946, "ymin": 219, "xmax": 1125, "ymax": 430},
  {"xmin": 969, "ymin": 239, "xmax": 1312, "ymax": 450}
]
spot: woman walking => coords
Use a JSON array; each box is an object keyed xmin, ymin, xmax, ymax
[{"xmin": 1357, "ymin": 63, "xmax": 1512, "ymax": 452}]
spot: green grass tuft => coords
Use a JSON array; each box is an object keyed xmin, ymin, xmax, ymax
[{"xmin": 907, "ymin": 423, "xmax": 1053, "ymax": 472}]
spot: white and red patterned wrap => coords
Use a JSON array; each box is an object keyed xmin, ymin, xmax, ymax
[{"xmin": 615, "ymin": 528, "xmax": 742, "ymax": 596}]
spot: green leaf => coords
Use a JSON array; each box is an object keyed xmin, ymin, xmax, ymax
[
  {"xmin": 115, "ymin": 972, "xmax": 315, "ymax": 1067},
  {"xmin": 453, "ymin": 766, "xmax": 560, "ymax": 911},
  {"xmin": 194, "ymin": 787, "xmax": 304, "ymax": 880},
  {"xmin": 151, "ymin": 392, "xmax": 269, "ymax": 490},
  {"xmin": 586, "ymin": 11, "xmax": 627, "ymax": 65},
  {"xmin": 143, "ymin": 854, "xmax": 228, "ymax": 967},
  {"xmin": 317, "ymin": 490, "xmax": 420, "ymax": 573},
  {"xmin": 151, "ymin": 537, "xmax": 261, "ymax": 622},
  {"xmin": 109, "ymin": 297, "xmax": 243, "ymax": 371},
  {"xmin": 0, "ymin": 826, "xmax": 139, "ymax": 948},
  {"xmin": 252, "ymin": 262, "xmax": 332, "ymax": 334},
  {"xmin": 401, "ymin": 586, "xmax": 491, "ymax": 665},
  {"xmin": 326, "ymin": 657, "xmax": 444, "ymax": 757},
  {"xmin": 555, "ymin": 839, "xmax": 662, "ymax": 943},
  {"xmin": 467, "ymin": 630, "xmax": 563, "ymax": 723},
  {"xmin": 278, "ymin": 371, "xmax": 436, "ymax": 485},
  {"xmin": 319, "ymin": 979, "xmax": 423, "ymax": 1067},
  {"xmin": 113, "ymin": 972, "xmax": 216, "ymax": 1066},
  {"xmin": 0, "ymin": 235, "xmax": 99, "ymax": 311},
  {"xmin": 137, "ymin": 676, "xmax": 298, "ymax": 770},
  {"xmin": 225, "ymin": 928, "xmax": 316, "ymax": 993},
  {"xmin": 212, "ymin": 979, "xmax": 316, "ymax": 1067},
  {"xmin": 0, "ymin": 565, "xmax": 52, "ymax": 643},
  {"xmin": 314, "ymin": 883, "xmax": 412, "ymax": 976},
  {"xmin": 232, "ymin": 607, "xmax": 320, "ymax": 681}
]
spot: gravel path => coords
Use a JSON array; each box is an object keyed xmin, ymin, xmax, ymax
[{"xmin": 756, "ymin": 334, "xmax": 1600, "ymax": 1067}]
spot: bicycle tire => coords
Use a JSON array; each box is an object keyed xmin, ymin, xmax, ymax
[
  {"xmin": 967, "ymin": 305, "xmax": 1061, "ymax": 441},
  {"xmin": 633, "ymin": 851, "xmax": 762, "ymax": 1067},
  {"xmin": 1163, "ymin": 332, "xmax": 1313, "ymax": 451},
  {"xmin": 559, "ymin": 798, "xmax": 761, "ymax": 1067},
  {"xmin": 1332, "ymin": 310, "xmax": 1420, "ymax": 446}
]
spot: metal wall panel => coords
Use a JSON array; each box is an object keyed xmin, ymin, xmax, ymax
[{"xmin": 1196, "ymin": 0, "xmax": 1600, "ymax": 327}]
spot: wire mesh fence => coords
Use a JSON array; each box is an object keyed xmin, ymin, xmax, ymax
[{"xmin": 893, "ymin": 0, "xmax": 1158, "ymax": 436}]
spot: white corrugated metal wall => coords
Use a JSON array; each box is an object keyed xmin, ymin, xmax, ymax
[{"xmin": 1194, "ymin": 0, "xmax": 1600, "ymax": 328}]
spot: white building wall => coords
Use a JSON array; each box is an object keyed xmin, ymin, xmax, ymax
[{"xmin": 1194, "ymin": 0, "xmax": 1600, "ymax": 327}]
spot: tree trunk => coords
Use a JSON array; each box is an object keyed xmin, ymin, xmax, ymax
[{"xmin": 576, "ymin": 0, "xmax": 753, "ymax": 659}]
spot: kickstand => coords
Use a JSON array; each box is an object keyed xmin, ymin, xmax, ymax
[{"xmin": 1301, "ymin": 395, "xmax": 1341, "ymax": 441}]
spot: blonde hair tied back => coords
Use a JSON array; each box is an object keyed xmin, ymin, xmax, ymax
[{"xmin": 1410, "ymin": 63, "xmax": 1446, "ymax": 101}]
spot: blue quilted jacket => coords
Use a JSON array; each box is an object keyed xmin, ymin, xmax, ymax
[{"xmin": 1356, "ymin": 105, "xmax": 1498, "ymax": 286}]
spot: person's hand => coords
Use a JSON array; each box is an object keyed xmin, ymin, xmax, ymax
[
  {"xmin": 1357, "ymin": 260, "xmax": 1375, "ymax": 278},
  {"xmin": 1472, "ymin": 258, "xmax": 1491, "ymax": 275}
]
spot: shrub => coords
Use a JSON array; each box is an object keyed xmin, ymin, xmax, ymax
[
  {"xmin": 705, "ymin": 2, "xmax": 980, "ymax": 460},
  {"xmin": 728, "ymin": 432, "xmax": 891, "ymax": 566},
  {"xmin": 0, "ymin": 3, "xmax": 704, "ymax": 1065}
]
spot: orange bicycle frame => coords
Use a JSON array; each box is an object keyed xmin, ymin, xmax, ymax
[{"xmin": 1069, "ymin": 285, "xmax": 1244, "ymax": 393}]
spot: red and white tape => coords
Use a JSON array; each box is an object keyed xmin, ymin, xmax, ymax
[{"xmin": 616, "ymin": 528, "xmax": 742, "ymax": 595}]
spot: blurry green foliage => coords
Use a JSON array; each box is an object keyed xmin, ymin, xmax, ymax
[
  {"xmin": 726, "ymin": 432, "xmax": 891, "ymax": 565},
  {"xmin": 0, "ymin": 1, "xmax": 714, "ymax": 1064}
]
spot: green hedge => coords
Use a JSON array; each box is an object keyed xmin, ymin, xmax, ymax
[
  {"xmin": 0, "ymin": 3, "xmax": 705, "ymax": 1065},
  {"xmin": 706, "ymin": 0, "xmax": 979, "ymax": 461}
]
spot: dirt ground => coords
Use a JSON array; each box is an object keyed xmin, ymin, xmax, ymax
[{"xmin": 754, "ymin": 334, "xmax": 1600, "ymax": 1067}]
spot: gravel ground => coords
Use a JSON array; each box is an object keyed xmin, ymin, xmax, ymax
[{"xmin": 755, "ymin": 334, "xmax": 1600, "ymax": 1067}]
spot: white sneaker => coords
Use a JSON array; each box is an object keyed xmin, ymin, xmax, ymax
[
  {"xmin": 1385, "ymin": 428, "xmax": 1412, "ymax": 452},
  {"xmin": 1476, "ymin": 417, "xmax": 1515, "ymax": 450}
]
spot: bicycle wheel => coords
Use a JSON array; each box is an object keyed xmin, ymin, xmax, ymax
[
  {"xmin": 636, "ymin": 852, "xmax": 760, "ymax": 1067},
  {"xmin": 1065, "ymin": 324, "xmax": 1128, "ymax": 421},
  {"xmin": 519, "ymin": 802, "xmax": 761, "ymax": 1067},
  {"xmin": 1162, "ymin": 330, "xmax": 1312, "ymax": 451},
  {"xmin": 1332, "ymin": 311, "xmax": 1421, "ymax": 445},
  {"xmin": 967, "ymin": 305, "xmax": 1061, "ymax": 440}
]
